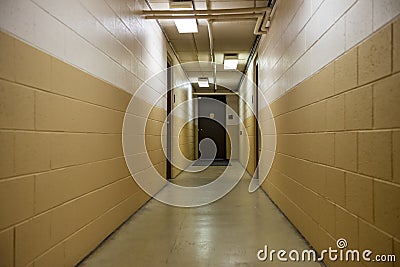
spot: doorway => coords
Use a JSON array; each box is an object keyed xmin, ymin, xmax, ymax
[
  {"xmin": 197, "ymin": 95, "xmax": 227, "ymax": 160},
  {"xmin": 166, "ymin": 59, "xmax": 172, "ymax": 179},
  {"xmin": 254, "ymin": 57, "xmax": 260, "ymax": 178}
]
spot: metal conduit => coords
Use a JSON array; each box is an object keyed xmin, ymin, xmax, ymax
[
  {"xmin": 142, "ymin": 8, "xmax": 272, "ymax": 35},
  {"xmin": 142, "ymin": 7, "xmax": 268, "ymax": 15},
  {"xmin": 143, "ymin": 13, "xmax": 261, "ymax": 20},
  {"xmin": 205, "ymin": 0, "xmax": 217, "ymax": 91}
]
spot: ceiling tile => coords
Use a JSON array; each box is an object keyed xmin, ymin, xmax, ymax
[
  {"xmin": 179, "ymin": 52, "xmax": 199, "ymax": 62},
  {"xmin": 181, "ymin": 62, "xmax": 201, "ymax": 71},
  {"xmin": 171, "ymin": 37, "xmax": 197, "ymax": 52}
]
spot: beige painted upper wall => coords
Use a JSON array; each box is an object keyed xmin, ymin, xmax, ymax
[
  {"xmin": 0, "ymin": 0, "xmax": 168, "ymax": 102},
  {"xmin": 256, "ymin": 0, "xmax": 400, "ymax": 103}
]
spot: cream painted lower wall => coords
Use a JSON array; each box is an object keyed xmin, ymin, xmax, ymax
[
  {"xmin": 239, "ymin": 60, "xmax": 257, "ymax": 174},
  {"xmin": 0, "ymin": 3, "xmax": 197, "ymax": 265},
  {"xmin": 0, "ymin": 4, "xmax": 176, "ymax": 265},
  {"xmin": 238, "ymin": 2, "xmax": 400, "ymax": 265},
  {"xmin": 255, "ymin": 18, "xmax": 400, "ymax": 267},
  {"xmin": 0, "ymin": 16, "xmax": 195, "ymax": 267},
  {"xmin": 0, "ymin": 26, "xmax": 194, "ymax": 266},
  {"xmin": 170, "ymin": 87, "xmax": 195, "ymax": 178},
  {"xmin": 0, "ymin": 30, "xmax": 171, "ymax": 267},
  {"xmin": 226, "ymin": 95, "xmax": 239, "ymax": 160}
]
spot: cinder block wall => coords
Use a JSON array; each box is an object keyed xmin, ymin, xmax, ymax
[
  {"xmin": 0, "ymin": 32, "xmax": 167, "ymax": 267},
  {"xmin": 145, "ymin": 105, "xmax": 168, "ymax": 179},
  {"xmin": 262, "ymin": 19, "xmax": 400, "ymax": 266},
  {"xmin": 0, "ymin": 32, "xmax": 194, "ymax": 267},
  {"xmin": 0, "ymin": 0, "xmax": 194, "ymax": 266},
  {"xmin": 243, "ymin": 115, "xmax": 256, "ymax": 174},
  {"xmin": 226, "ymin": 94, "xmax": 239, "ymax": 160},
  {"xmin": 238, "ymin": 68, "xmax": 258, "ymax": 176},
  {"xmin": 171, "ymin": 87, "xmax": 196, "ymax": 178}
]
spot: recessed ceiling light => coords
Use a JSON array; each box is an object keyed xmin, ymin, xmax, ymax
[
  {"xmin": 224, "ymin": 59, "xmax": 239, "ymax": 70},
  {"xmin": 174, "ymin": 19, "xmax": 198, "ymax": 33},
  {"xmin": 169, "ymin": 1, "xmax": 193, "ymax": 9},
  {"xmin": 170, "ymin": 1, "xmax": 198, "ymax": 34},
  {"xmin": 224, "ymin": 54, "xmax": 239, "ymax": 70},
  {"xmin": 198, "ymin": 77, "xmax": 209, "ymax": 87}
]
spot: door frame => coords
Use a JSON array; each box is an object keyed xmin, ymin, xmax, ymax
[
  {"xmin": 166, "ymin": 58, "xmax": 172, "ymax": 179},
  {"xmin": 254, "ymin": 56, "xmax": 260, "ymax": 179}
]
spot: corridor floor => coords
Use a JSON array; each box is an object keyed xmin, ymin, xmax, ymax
[{"xmin": 79, "ymin": 161, "xmax": 324, "ymax": 267}]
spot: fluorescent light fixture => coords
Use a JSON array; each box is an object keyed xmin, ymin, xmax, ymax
[
  {"xmin": 174, "ymin": 19, "xmax": 198, "ymax": 33},
  {"xmin": 198, "ymin": 77, "xmax": 209, "ymax": 88},
  {"xmin": 169, "ymin": 1, "xmax": 193, "ymax": 9},
  {"xmin": 224, "ymin": 59, "xmax": 239, "ymax": 70},
  {"xmin": 224, "ymin": 54, "xmax": 239, "ymax": 70},
  {"xmin": 170, "ymin": 1, "xmax": 197, "ymax": 33}
]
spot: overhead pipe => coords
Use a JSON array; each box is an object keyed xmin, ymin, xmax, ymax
[
  {"xmin": 240, "ymin": 0, "xmax": 277, "ymax": 88},
  {"xmin": 144, "ymin": 0, "xmax": 180, "ymax": 62},
  {"xmin": 143, "ymin": 13, "xmax": 261, "ymax": 20},
  {"xmin": 207, "ymin": 20, "xmax": 214, "ymax": 63},
  {"xmin": 143, "ymin": 0, "xmax": 192, "ymax": 83},
  {"xmin": 193, "ymin": 92, "xmax": 237, "ymax": 96},
  {"xmin": 142, "ymin": 1, "xmax": 273, "ymax": 35},
  {"xmin": 143, "ymin": 7, "xmax": 272, "ymax": 35},
  {"xmin": 253, "ymin": 8, "xmax": 271, "ymax": 34},
  {"xmin": 142, "ymin": 7, "xmax": 268, "ymax": 15},
  {"xmin": 270, "ymin": 0, "xmax": 278, "ymax": 19},
  {"xmin": 207, "ymin": 20, "xmax": 217, "ymax": 92},
  {"xmin": 191, "ymin": 2, "xmax": 201, "ymax": 62},
  {"xmin": 253, "ymin": 0, "xmax": 277, "ymax": 34},
  {"xmin": 204, "ymin": 0, "xmax": 217, "ymax": 92},
  {"xmin": 253, "ymin": 15, "xmax": 264, "ymax": 34}
]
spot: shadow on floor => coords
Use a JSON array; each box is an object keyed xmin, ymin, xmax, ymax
[{"xmin": 78, "ymin": 161, "xmax": 325, "ymax": 267}]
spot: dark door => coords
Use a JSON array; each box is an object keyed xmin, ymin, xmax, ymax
[
  {"xmin": 198, "ymin": 95, "xmax": 226, "ymax": 159},
  {"xmin": 254, "ymin": 58, "xmax": 260, "ymax": 178},
  {"xmin": 166, "ymin": 60, "xmax": 172, "ymax": 179}
]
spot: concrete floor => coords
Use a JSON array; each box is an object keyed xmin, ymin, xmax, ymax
[{"xmin": 79, "ymin": 161, "xmax": 324, "ymax": 267}]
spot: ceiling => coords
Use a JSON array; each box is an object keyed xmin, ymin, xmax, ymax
[{"xmin": 145, "ymin": 0, "xmax": 270, "ymax": 92}]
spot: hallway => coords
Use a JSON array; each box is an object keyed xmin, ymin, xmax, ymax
[
  {"xmin": 1, "ymin": 0, "xmax": 400, "ymax": 267},
  {"xmin": 79, "ymin": 162, "xmax": 323, "ymax": 267}
]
